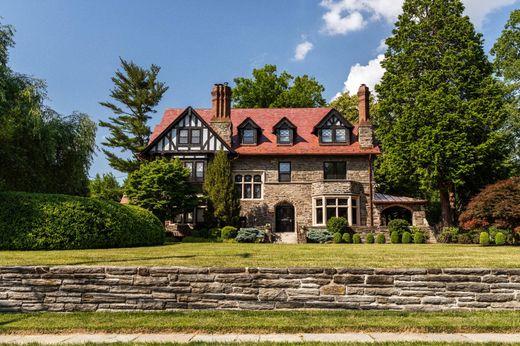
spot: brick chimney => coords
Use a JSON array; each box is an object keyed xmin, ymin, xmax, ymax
[
  {"xmin": 357, "ymin": 84, "xmax": 374, "ymax": 148},
  {"xmin": 210, "ymin": 83, "xmax": 232, "ymax": 145}
]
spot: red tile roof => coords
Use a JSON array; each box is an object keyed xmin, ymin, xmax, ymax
[{"xmin": 149, "ymin": 108, "xmax": 380, "ymax": 156}]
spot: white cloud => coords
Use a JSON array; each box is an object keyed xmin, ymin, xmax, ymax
[
  {"xmin": 320, "ymin": 0, "xmax": 519, "ymax": 35},
  {"xmin": 293, "ymin": 40, "xmax": 314, "ymax": 61},
  {"xmin": 342, "ymin": 54, "xmax": 385, "ymax": 95},
  {"xmin": 376, "ymin": 38, "xmax": 387, "ymax": 53}
]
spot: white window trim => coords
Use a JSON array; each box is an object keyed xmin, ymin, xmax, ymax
[
  {"xmin": 312, "ymin": 195, "xmax": 360, "ymax": 227},
  {"xmin": 234, "ymin": 171, "xmax": 265, "ymax": 201}
]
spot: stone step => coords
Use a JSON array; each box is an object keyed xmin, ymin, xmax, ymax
[{"xmin": 273, "ymin": 232, "xmax": 298, "ymax": 244}]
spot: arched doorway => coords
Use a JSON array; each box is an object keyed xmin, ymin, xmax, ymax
[
  {"xmin": 275, "ymin": 203, "xmax": 294, "ymax": 232},
  {"xmin": 382, "ymin": 205, "xmax": 412, "ymax": 225}
]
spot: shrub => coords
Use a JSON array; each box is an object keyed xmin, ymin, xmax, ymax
[
  {"xmin": 306, "ymin": 228, "xmax": 333, "ymax": 243},
  {"xmin": 480, "ymin": 232, "xmax": 490, "ymax": 246},
  {"xmin": 414, "ymin": 231, "xmax": 425, "ymax": 244},
  {"xmin": 376, "ymin": 233, "xmax": 386, "ymax": 244},
  {"xmin": 388, "ymin": 219, "xmax": 410, "ymax": 236},
  {"xmin": 327, "ymin": 217, "xmax": 348, "ymax": 234},
  {"xmin": 236, "ymin": 228, "xmax": 265, "ymax": 243},
  {"xmin": 459, "ymin": 177, "xmax": 520, "ymax": 231},
  {"xmin": 333, "ymin": 232, "xmax": 343, "ymax": 243},
  {"xmin": 390, "ymin": 231, "xmax": 400, "ymax": 244},
  {"xmin": 495, "ymin": 232, "xmax": 506, "ymax": 246},
  {"xmin": 353, "ymin": 234, "xmax": 361, "ymax": 244},
  {"xmin": 221, "ymin": 226, "xmax": 238, "ymax": 239},
  {"xmin": 438, "ymin": 227, "xmax": 460, "ymax": 243},
  {"xmin": 366, "ymin": 233, "xmax": 375, "ymax": 244},
  {"xmin": 402, "ymin": 231, "xmax": 412, "ymax": 244},
  {"xmin": 0, "ymin": 192, "xmax": 164, "ymax": 250},
  {"xmin": 342, "ymin": 232, "xmax": 352, "ymax": 243},
  {"xmin": 210, "ymin": 228, "xmax": 221, "ymax": 238},
  {"xmin": 191, "ymin": 227, "xmax": 211, "ymax": 238}
]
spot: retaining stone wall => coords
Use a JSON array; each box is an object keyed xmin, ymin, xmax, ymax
[{"xmin": 1, "ymin": 266, "xmax": 519, "ymax": 312}]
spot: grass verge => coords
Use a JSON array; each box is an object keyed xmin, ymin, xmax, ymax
[
  {"xmin": 0, "ymin": 243, "xmax": 520, "ymax": 268},
  {"xmin": 0, "ymin": 311, "xmax": 519, "ymax": 334}
]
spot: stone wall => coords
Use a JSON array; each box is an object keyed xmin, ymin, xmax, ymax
[{"xmin": 1, "ymin": 266, "xmax": 519, "ymax": 312}]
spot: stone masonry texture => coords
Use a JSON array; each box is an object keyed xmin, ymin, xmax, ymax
[{"xmin": 1, "ymin": 266, "xmax": 519, "ymax": 312}]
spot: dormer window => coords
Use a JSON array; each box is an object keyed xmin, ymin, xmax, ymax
[
  {"xmin": 313, "ymin": 110, "xmax": 354, "ymax": 145},
  {"xmin": 237, "ymin": 118, "xmax": 261, "ymax": 146},
  {"xmin": 273, "ymin": 117, "xmax": 297, "ymax": 146}
]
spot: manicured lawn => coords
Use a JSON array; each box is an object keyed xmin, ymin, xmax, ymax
[
  {"xmin": 0, "ymin": 311, "xmax": 519, "ymax": 334},
  {"xmin": 8, "ymin": 343, "xmax": 518, "ymax": 346},
  {"xmin": 0, "ymin": 243, "xmax": 519, "ymax": 268}
]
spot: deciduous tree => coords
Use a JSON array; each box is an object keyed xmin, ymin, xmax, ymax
[
  {"xmin": 89, "ymin": 172, "xmax": 123, "ymax": 202},
  {"xmin": 99, "ymin": 59, "xmax": 168, "ymax": 173}
]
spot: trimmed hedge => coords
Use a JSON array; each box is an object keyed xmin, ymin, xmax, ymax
[
  {"xmin": 376, "ymin": 233, "xmax": 386, "ymax": 244},
  {"xmin": 366, "ymin": 233, "xmax": 375, "ymax": 244},
  {"xmin": 352, "ymin": 234, "xmax": 361, "ymax": 244},
  {"xmin": 342, "ymin": 232, "xmax": 352, "ymax": 244},
  {"xmin": 0, "ymin": 192, "xmax": 165, "ymax": 250},
  {"xmin": 221, "ymin": 226, "xmax": 238, "ymax": 239},
  {"xmin": 333, "ymin": 232, "xmax": 343, "ymax": 243}
]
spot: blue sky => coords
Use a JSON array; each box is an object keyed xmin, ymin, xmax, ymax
[{"xmin": 1, "ymin": 0, "xmax": 518, "ymax": 181}]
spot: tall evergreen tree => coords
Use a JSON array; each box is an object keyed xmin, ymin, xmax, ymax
[
  {"xmin": 375, "ymin": 0, "xmax": 509, "ymax": 226},
  {"xmin": 203, "ymin": 150, "xmax": 240, "ymax": 226},
  {"xmin": 99, "ymin": 59, "xmax": 168, "ymax": 173}
]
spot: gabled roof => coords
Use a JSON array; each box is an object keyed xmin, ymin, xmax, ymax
[
  {"xmin": 237, "ymin": 117, "xmax": 261, "ymax": 130},
  {"xmin": 149, "ymin": 107, "xmax": 380, "ymax": 156},
  {"xmin": 272, "ymin": 117, "xmax": 297, "ymax": 134},
  {"xmin": 313, "ymin": 109, "xmax": 354, "ymax": 134}
]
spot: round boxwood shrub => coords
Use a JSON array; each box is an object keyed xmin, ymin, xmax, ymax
[
  {"xmin": 366, "ymin": 233, "xmax": 375, "ymax": 244},
  {"xmin": 221, "ymin": 226, "xmax": 238, "ymax": 239},
  {"xmin": 327, "ymin": 217, "xmax": 348, "ymax": 234},
  {"xmin": 479, "ymin": 232, "xmax": 490, "ymax": 246},
  {"xmin": 376, "ymin": 233, "xmax": 386, "ymax": 244},
  {"xmin": 388, "ymin": 218, "xmax": 410, "ymax": 236},
  {"xmin": 390, "ymin": 231, "xmax": 400, "ymax": 244},
  {"xmin": 332, "ymin": 232, "xmax": 343, "ymax": 243},
  {"xmin": 401, "ymin": 231, "xmax": 412, "ymax": 244},
  {"xmin": 495, "ymin": 232, "xmax": 506, "ymax": 246},
  {"xmin": 0, "ymin": 192, "xmax": 164, "ymax": 250},
  {"xmin": 352, "ymin": 234, "xmax": 361, "ymax": 244},
  {"xmin": 414, "ymin": 231, "xmax": 425, "ymax": 244},
  {"xmin": 342, "ymin": 232, "xmax": 352, "ymax": 243}
]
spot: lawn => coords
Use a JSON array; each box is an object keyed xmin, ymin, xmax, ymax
[
  {"xmin": 0, "ymin": 243, "xmax": 519, "ymax": 268},
  {"xmin": 0, "ymin": 311, "xmax": 519, "ymax": 334}
]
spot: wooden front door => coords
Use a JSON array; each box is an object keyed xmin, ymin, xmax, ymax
[{"xmin": 275, "ymin": 204, "xmax": 294, "ymax": 232}]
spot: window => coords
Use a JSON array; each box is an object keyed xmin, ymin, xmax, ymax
[
  {"xmin": 234, "ymin": 173, "xmax": 263, "ymax": 199},
  {"xmin": 278, "ymin": 162, "xmax": 291, "ymax": 182},
  {"xmin": 191, "ymin": 129, "xmax": 201, "ymax": 144},
  {"xmin": 179, "ymin": 129, "xmax": 189, "ymax": 144},
  {"xmin": 183, "ymin": 161, "xmax": 204, "ymax": 181},
  {"xmin": 320, "ymin": 127, "xmax": 349, "ymax": 144},
  {"xmin": 313, "ymin": 196, "xmax": 360, "ymax": 226},
  {"xmin": 321, "ymin": 129, "xmax": 333, "ymax": 143},
  {"xmin": 335, "ymin": 128, "xmax": 347, "ymax": 142},
  {"xmin": 242, "ymin": 129, "xmax": 256, "ymax": 145},
  {"xmin": 277, "ymin": 129, "xmax": 292, "ymax": 144},
  {"xmin": 324, "ymin": 161, "xmax": 346, "ymax": 180}
]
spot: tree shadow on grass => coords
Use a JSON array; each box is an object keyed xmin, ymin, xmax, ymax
[{"xmin": 236, "ymin": 253, "xmax": 252, "ymax": 258}]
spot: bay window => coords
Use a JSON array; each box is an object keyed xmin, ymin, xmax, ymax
[{"xmin": 313, "ymin": 196, "xmax": 360, "ymax": 226}]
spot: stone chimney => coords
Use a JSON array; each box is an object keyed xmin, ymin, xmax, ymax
[
  {"xmin": 357, "ymin": 84, "xmax": 374, "ymax": 149},
  {"xmin": 210, "ymin": 83, "xmax": 232, "ymax": 145}
]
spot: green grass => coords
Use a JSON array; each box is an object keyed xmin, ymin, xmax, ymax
[
  {"xmin": 6, "ymin": 344, "xmax": 520, "ymax": 346},
  {"xmin": 0, "ymin": 243, "xmax": 519, "ymax": 267},
  {"xmin": 0, "ymin": 311, "xmax": 519, "ymax": 334}
]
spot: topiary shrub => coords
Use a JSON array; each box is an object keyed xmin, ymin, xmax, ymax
[
  {"xmin": 479, "ymin": 232, "xmax": 490, "ymax": 246},
  {"xmin": 342, "ymin": 232, "xmax": 352, "ymax": 243},
  {"xmin": 388, "ymin": 219, "xmax": 410, "ymax": 236},
  {"xmin": 0, "ymin": 192, "xmax": 164, "ymax": 250},
  {"xmin": 333, "ymin": 232, "xmax": 343, "ymax": 243},
  {"xmin": 401, "ymin": 231, "xmax": 412, "ymax": 244},
  {"xmin": 413, "ymin": 231, "xmax": 425, "ymax": 244},
  {"xmin": 376, "ymin": 233, "xmax": 386, "ymax": 244},
  {"xmin": 327, "ymin": 217, "xmax": 348, "ymax": 234},
  {"xmin": 366, "ymin": 233, "xmax": 375, "ymax": 244},
  {"xmin": 306, "ymin": 228, "xmax": 333, "ymax": 243},
  {"xmin": 221, "ymin": 226, "xmax": 238, "ymax": 239},
  {"xmin": 236, "ymin": 228, "xmax": 265, "ymax": 243},
  {"xmin": 390, "ymin": 231, "xmax": 400, "ymax": 244},
  {"xmin": 352, "ymin": 234, "xmax": 361, "ymax": 244},
  {"xmin": 495, "ymin": 232, "xmax": 506, "ymax": 246}
]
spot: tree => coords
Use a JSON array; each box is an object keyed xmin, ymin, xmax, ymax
[
  {"xmin": 89, "ymin": 172, "xmax": 123, "ymax": 202},
  {"xmin": 125, "ymin": 158, "xmax": 198, "ymax": 222},
  {"xmin": 329, "ymin": 91, "xmax": 378, "ymax": 123},
  {"xmin": 99, "ymin": 59, "xmax": 168, "ymax": 173},
  {"xmin": 375, "ymin": 0, "xmax": 510, "ymax": 226},
  {"xmin": 203, "ymin": 150, "xmax": 240, "ymax": 226},
  {"xmin": 459, "ymin": 177, "xmax": 520, "ymax": 232},
  {"xmin": 491, "ymin": 9, "xmax": 520, "ymax": 176},
  {"xmin": 232, "ymin": 64, "xmax": 325, "ymax": 108},
  {"xmin": 0, "ymin": 21, "xmax": 96, "ymax": 196}
]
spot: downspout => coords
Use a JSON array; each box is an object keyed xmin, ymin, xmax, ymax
[{"xmin": 368, "ymin": 154, "xmax": 374, "ymax": 227}]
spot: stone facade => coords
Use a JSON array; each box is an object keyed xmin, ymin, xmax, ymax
[
  {"xmin": 232, "ymin": 155, "xmax": 373, "ymax": 232},
  {"xmin": 1, "ymin": 266, "xmax": 520, "ymax": 312}
]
